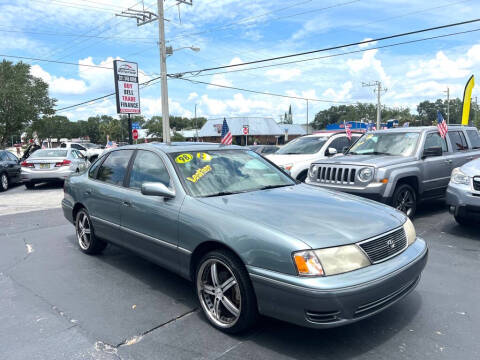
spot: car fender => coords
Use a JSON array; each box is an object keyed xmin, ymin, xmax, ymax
[{"xmin": 383, "ymin": 166, "xmax": 422, "ymax": 197}]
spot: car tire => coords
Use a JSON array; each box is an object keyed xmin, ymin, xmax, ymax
[
  {"xmin": 296, "ymin": 170, "xmax": 308, "ymax": 182},
  {"xmin": 195, "ymin": 249, "xmax": 258, "ymax": 333},
  {"xmin": 454, "ymin": 211, "xmax": 474, "ymax": 226},
  {"xmin": 0, "ymin": 173, "xmax": 8, "ymax": 192},
  {"xmin": 25, "ymin": 181, "xmax": 35, "ymax": 189},
  {"xmin": 75, "ymin": 208, "xmax": 107, "ymax": 255},
  {"xmin": 392, "ymin": 183, "xmax": 417, "ymax": 218}
]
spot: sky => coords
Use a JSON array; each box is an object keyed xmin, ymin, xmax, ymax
[{"xmin": 1, "ymin": 0, "xmax": 480, "ymax": 124}]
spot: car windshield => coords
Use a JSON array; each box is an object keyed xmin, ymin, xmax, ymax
[
  {"xmin": 276, "ymin": 136, "xmax": 328, "ymax": 154},
  {"xmin": 347, "ymin": 132, "xmax": 420, "ymax": 156},
  {"xmin": 30, "ymin": 150, "xmax": 68, "ymax": 158},
  {"xmin": 171, "ymin": 150, "xmax": 295, "ymax": 197}
]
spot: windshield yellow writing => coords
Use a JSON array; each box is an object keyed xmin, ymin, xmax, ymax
[{"xmin": 187, "ymin": 165, "xmax": 212, "ymax": 183}]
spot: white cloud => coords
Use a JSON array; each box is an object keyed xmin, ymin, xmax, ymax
[
  {"xmin": 187, "ymin": 92, "xmax": 198, "ymax": 101},
  {"xmin": 265, "ymin": 68, "xmax": 302, "ymax": 82},
  {"xmin": 322, "ymin": 81, "xmax": 353, "ymax": 101},
  {"xmin": 347, "ymin": 49, "xmax": 390, "ymax": 85},
  {"xmin": 30, "ymin": 65, "xmax": 88, "ymax": 95},
  {"xmin": 207, "ymin": 74, "xmax": 232, "ymax": 89}
]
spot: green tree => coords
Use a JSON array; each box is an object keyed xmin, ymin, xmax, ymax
[
  {"xmin": 32, "ymin": 115, "xmax": 70, "ymax": 145},
  {"xmin": 0, "ymin": 60, "xmax": 55, "ymax": 146}
]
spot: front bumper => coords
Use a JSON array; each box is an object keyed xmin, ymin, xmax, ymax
[
  {"xmin": 445, "ymin": 183, "xmax": 480, "ymax": 213},
  {"xmin": 249, "ymin": 238, "xmax": 428, "ymax": 328},
  {"xmin": 21, "ymin": 167, "xmax": 74, "ymax": 182}
]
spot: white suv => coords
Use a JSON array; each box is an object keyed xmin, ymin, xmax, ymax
[
  {"xmin": 266, "ymin": 131, "xmax": 362, "ymax": 181},
  {"xmin": 60, "ymin": 142, "xmax": 103, "ymax": 162}
]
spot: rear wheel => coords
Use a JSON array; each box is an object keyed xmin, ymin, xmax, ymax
[
  {"xmin": 25, "ymin": 182, "xmax": 35, "ymax": 189},
  {"xmin": 392, "ymin": 183, "xmax": 417, "ymax": 218},
  {"xmin": 0, "ymin": 173, "xmax": 8, "ymax": 192},
  {"xmin": 195, "ymin": 250, "xmax": 257, "ymax": 333},
  {"xmin": 75, "ymin": 209, "xmax": 107, "ymax": 254}
]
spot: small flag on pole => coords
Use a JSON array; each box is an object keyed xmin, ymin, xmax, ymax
[
  {"xmin": 437, "ymin": 111, "xmax": 448, "ymax": 138},
  {"xmin": 344, "ymin": 121, "xmax": 352, "ymax": 140},
  {"xmin": 221, "ymin": 118, "xmax": 232, "ymax": 145}
]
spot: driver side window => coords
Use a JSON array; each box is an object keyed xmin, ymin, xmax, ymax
[
  {"xmin": 424, "ymin": 133, "xmax": 447, "ymax": 152},
  {"xmin": 128, "ymin": 150, "xmax": 171, "ymax": 190}
]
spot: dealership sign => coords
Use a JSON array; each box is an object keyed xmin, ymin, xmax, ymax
[{"xmin": 113, "ymin": 60, "xmax": 141, "ymax": 114}]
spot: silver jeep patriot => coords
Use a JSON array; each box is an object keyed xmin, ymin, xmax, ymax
[{"xmin": 306, "ymin": 126, "xmax": 480, "ymax": 217}]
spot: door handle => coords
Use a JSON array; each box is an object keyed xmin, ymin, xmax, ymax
[{"xmin": 122, "ymin": 200, "xmax": 132, "ymax": 207}]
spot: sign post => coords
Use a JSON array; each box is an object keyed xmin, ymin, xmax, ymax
[
  {"xmin": 243, "ymin": 125, "xmax": 249, "ymax": 146},
  {"xmin": 113, "ymin": 60, "xmax": 141, "ymax": 145}
]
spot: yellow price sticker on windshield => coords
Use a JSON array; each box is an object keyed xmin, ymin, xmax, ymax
[
  {"xmin": 187, "ymin": 165, "xmax": 212, "ymax": 183},
  {"xmin": 365, "ymin": 134, "xmax": 373, "ymax": 140},
  {"xmin": 175, "ymin": 153, "xmax": 193, "ymax": 164},
  {"xmin": 197, "ymin": 152, "xmax": 212, "ymax": 162}
]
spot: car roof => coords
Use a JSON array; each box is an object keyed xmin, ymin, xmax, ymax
[
  {"xmin": 372, "ymin": 125, "xmax": 478, "ymax": 134},
  {"xmin": 114, "ymin": 142, "xmax": 245, "ymax": 154}
]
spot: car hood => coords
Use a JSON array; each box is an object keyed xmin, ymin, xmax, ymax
[
  {"xmin": 461, "ymin": 157, "xmax": 480, "ymax": 175},
  {"xmin": 266, "ymin": 154, "xmax": 321, "ymax": 166},
  {"xmin": 314, "ymin": 154, "xmax": 416, "ymax": 168},
  {"xmin": 197, "ymin": 184, "xmax": 406, "ymax": 249}
]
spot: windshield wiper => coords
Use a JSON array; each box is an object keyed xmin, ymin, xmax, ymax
[
  {"xmin": 259, "ymin": 184, "xmax": 294, "ymax": 190},
  {"xmin": 356, "ymin": 151, "xmax": 393, "ymax": 155},
  {"xmin": 203, "ymin": 191, "xmax": 239, "ymax": 197}
]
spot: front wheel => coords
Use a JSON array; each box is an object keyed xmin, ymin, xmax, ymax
[
  {"xmin": 195, "ymin": 250, "xmax": 257, "ymax": 333},
  {"xmin": 454, "ymin": 210, "xmax": 475, "ymax": 226},
  {"xmin": 0, "ymin": 173, "xmax": 8, "ymax": 192},
  {"xmin": 75, "ymin": 209, "xmax": 107, "ymax": 254},
  {"xmin": 392, "ymin": 183, "xmax": 417, "ymax": 218}
]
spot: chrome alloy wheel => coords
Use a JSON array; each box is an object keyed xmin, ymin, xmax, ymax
[
  {"xmin": 1, "ymin": 174, "xmax": 8, "ymax": 191},
  {"xmin": 76, "ymin": 212, "xmax": 92, "ymax": 250},
  {"xmin": 197, "ymin": 259, "xmax": 241, "ymax": 328},
  {"xmin": 395, "ymin": 188, "xmax": 415, "ymax": 217}
]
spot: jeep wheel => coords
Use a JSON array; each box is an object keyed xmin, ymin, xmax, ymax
[{"xmin": 392, "ymin": 184, "xmax": 417, "ymax": 218}]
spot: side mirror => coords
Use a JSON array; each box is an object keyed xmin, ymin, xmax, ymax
[
  {"xmin": 141, "ymin": 182, "xmax": 175, "ymax": 198},
  {"xmin": 423, "ymin": 146, "xmax": 442, "ymax": 158},
  {"xmin": 326, "ymin": 147, "xmax": 338, "ymax": 156}
]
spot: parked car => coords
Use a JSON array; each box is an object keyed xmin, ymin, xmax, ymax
[
  {"xmin": 21, "ymin": 148, "xmax": 89, "ymax": 189},
  {"xmin": 266, "ymin": 131, "xmax": 363, "ymax": 181},
  {"xmin": 60, "ymin": 142, "xmax": 103, "ymax": 162},
  {"xmin": 0, "ymin": 150, "xmax": 21, "ymax": 191},
  {"xmin": 306, "ymin": 126, "xmax": 480, "ymax": 218},
  {"xmin": 62, "ymin": 143, "xmax": 427, "ymax": 333},
  {"xmin": 249, "ymin": 145, "xmax": 279, "ymax": 155},
  {"xmin": 446, "ymin": 157, "xmax": 480, "ymax": 225}
]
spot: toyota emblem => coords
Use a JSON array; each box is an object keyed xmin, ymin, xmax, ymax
[{"xmin": 386, "ymin": 239, "xmax": 395, "ymax": 249}]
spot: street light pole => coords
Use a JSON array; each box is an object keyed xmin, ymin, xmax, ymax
[
  {"xmin": 306, "ymin": 99, "xmax": 309, "ymax": 135},
  {"xmin": 157, "ymin": 0, "xmax": 170, "ymax": 144},
  {"xmin": 194, "ymin": 103, "xmax": 198, "ymax": 141}
]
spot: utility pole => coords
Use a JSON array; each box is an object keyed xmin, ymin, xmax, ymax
[
  {"xmin": 362, "ymin": 81, "xmax": 387, "ymax": 129},
  {"xmin": 444, "ymin": 87, "xmax": 450, "ymax": 124},
  {"xmin": 306, "ymin": 99, "xmax": 309, "ymax": 135},
  {"xmin": 116, "ymin": 0, "xmax": 193, "ymax": 144},
  {"xmin": 194, "ymin": 103, "xmax": 198, "ymax": 141}
]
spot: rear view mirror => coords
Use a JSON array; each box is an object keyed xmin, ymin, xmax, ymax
[
  {"xmin": 326, "ymin": 147, "xmax": 338, "ymax": 156},
  {"xmin": 423, "ymin": 146, "xmax": 442, "ymax": 158},
  {"xmin": 141, "ymin": 182, "xmax": 175, "ymax": 198}
]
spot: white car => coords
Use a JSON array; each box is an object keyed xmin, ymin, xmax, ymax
[
  {"xmin": 266, "ymin": 131, "xmax": 362, "ymax": 181},
  {"xmin": 60, "ymin": 142, "xmax": 103, "ymax": 162}
]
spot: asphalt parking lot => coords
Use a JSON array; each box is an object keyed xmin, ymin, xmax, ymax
[{"xmin": 0, "ymin": 185, "xmax": 479, "ymax": 360}]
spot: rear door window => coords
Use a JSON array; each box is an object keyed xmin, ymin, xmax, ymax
[
  {"xmin": 128, "ymin": 150, "xmax": 171, "ymax": 189},
  {"xmin": 96, "ymin": 150, "xmax": 134, "ymax": 186},
  {"xmin": 447, "ymin": 131, "xmax": 469, "ymax": 151},
  {"xmin": 466, "ymin": 130, "xmax": 480, "ymax": 149}
]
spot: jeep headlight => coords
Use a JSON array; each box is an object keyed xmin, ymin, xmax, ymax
[
  {"xmin": 293, "ymin": 245, "xmax": 370, "ymax": 277},
  {"xmin": 403, "ymin": 217, "xmax": 416, "ymax": 246},
  {"xmin": 308, "ymin": 165, "xmax": 318, "ymax": 178},
  {"xmin": 358, "ymin": 167, "xmax": 374, "ymax": 182},
  {"xmin": 450, "ymin": 168, "xmax": 469, "ymax": 185}
]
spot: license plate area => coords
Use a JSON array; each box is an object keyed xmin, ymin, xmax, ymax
[{"xmin": 40, "ymin": 163, "xmax": 50, "ymax": 169}]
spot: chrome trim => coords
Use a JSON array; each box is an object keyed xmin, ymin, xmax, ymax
[{"xmin": 89, "ymin": 215, "xmax": 191, "ymax": 254}]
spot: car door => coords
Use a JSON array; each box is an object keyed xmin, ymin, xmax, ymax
[
  {"xmin": 120, "ymin": 150, "xmax": 183, "ymax": 272},
  {"xmin": 465, "ymin": 129, "xmax": 480, "ymax": 160},
  {"xmin": 421, "ymin": 132, "xmax": 452, "ymax": 196},
  {"xmin": 86, "ymin": 149, "xmax": 134, "ymax": 244},
  {"xmin": 5, "ymin": 151, "xmax": 21, "ymax": 182},
  {"xmin": 447, "ymin": 130, "xmax": 471, "ymax": 169}
]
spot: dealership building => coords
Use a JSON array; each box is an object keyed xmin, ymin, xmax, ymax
[{"xmin": 197, "ymin": 117, "xmax": 306, "ymax": 145}]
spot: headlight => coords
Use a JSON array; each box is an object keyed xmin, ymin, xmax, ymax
[
  {"xmin": 315, "ymin": 245, "xmax": 370, "ymax": 276},
  {"xmin": 403, "ymin": 217, "xmax": 416, "ymax": 246},
  {"xmin": 308, "ymin": 165, "xmax": 318, "ymax": 178},
  {"xmin": 450, "ymin": 167, "xmax": 469, "ymax": 185},
  {"xmin": 282, "ymin": 163, "xmax": 293, "ymax": 171},
  {"xmin": 358, "ymin": 167, "xmax": 374, "ymax": 182},
  {"xmin": 292, "ymin": 250, "xmax": 324, "ymax": 276}
]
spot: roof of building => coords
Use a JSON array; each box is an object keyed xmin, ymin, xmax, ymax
[
  {"xmin": 278, "ymin": 123, "xmax": 307, "ymax": 136},
  {"xmin": 198, "ymin": 117, "xmax": 283, "ymax": 137},
  {"xmin": 118, "ymin": 142, "xmax": 244, "ymax": 153}
]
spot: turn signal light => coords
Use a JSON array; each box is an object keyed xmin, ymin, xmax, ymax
[
  {"xmin": 55, "ymin": 159, "xmax": 71, "ymax": 167},
  {"xmin": 381, "ymin": 178, "xmax": 389, "ymax": 184},
  {"xmin": 21, "ymin": 161, "xmax": 34, "ymax": 168}
]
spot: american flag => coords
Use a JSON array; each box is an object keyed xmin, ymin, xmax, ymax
[
  {"xmin": 220, "ymin": 118, "xmax": 232, "ymax": 145},
  {"xmin": 437, "ymin": 111, "xmax": 448, "ymax": 138},
  {"xmin": 344, "ymin": 121, "xmax": 352, "ymax": 140}
]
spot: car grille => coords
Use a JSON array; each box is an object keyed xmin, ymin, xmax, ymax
[
  {"xmin": 473, "ymin": 176, "xmax": 480, "ymax": 191},
  {"xmin": 354, "ymin": 277, "xmax": 420, "ymax": 318},
  {"xmin": 314, "ymin": 165, "xmax": 358, "ymax": 184},
  {"xmin": 358, "ymin": 227, "xmax": 407, "ymax": 264}
]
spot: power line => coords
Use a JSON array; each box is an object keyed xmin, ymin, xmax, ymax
[{"xmin": 169, "ymin": 17, "xmax": 480, "ymax": 78}]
